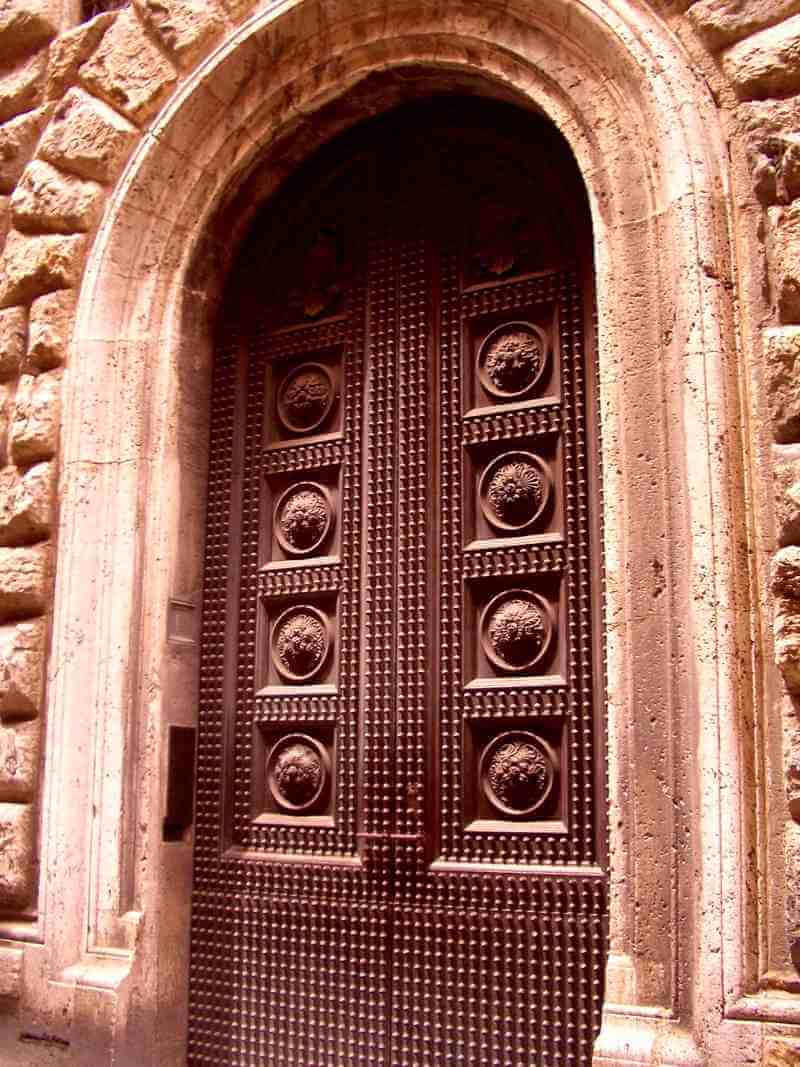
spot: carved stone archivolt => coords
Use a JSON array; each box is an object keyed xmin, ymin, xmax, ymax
[
  {"xmin": 277, "ymin": 362, "xmax": 336, "ymax": 434},
  {"xmin": 267, "ymin": 733, "xmax": 330, "ymax": 812},
  {"xmin": 480, "ymin": 731, "xmax": 555, "ymax": 816},
  {"xmin": 479, "ymin": 450, "xmax": 551, "ymax": 533},
  {"xmin": 271, "ymin": 604, "xmax": 331, "ymax": 682},
  {"xmin": 480, "ymin": 589, "xmax": 553, "ymax": 673},
  {"xmin": 274, "ymin": 482, "xmax": 335, "ymax": 556},
  {"xmin": 477, "ymin": 321, "xmax": 547, "ymax": 401}
]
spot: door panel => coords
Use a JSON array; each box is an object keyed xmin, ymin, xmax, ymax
[{"xmin": 188, "ymin": 102, "xmax": 606, "ymax": 1066}]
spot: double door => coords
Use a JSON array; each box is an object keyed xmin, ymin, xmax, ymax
[{"xmin": 188, "ymin": 101, "xmax": 606, "ymax": 1066}]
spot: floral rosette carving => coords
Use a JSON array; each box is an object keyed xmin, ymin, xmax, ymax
[
  {"xmin": 477, "ymin": 321, "xmax": 548, "ymax": 400},
  {"xmin": 272, "ymin": 605, "xmax": 330, "ymax": 682},
  {"xmin": 267, "ymin": 733, "xmax": 329, "ymax": 813},
  {"xmin": 481, "ymin": 590, "xmax": 552, "ymax": 673},
  {"xmin": 479, "ymin": 450, "xmax": 550, "ymax": 532},
  {"xmin": 277, "ymin": 361, "xmax": 335, "ymax": 433},
  {"xmin": 274, "ymin": 482, "xmax": 334, "ymax": 556},
  {"xmin": 481, "ymin": 731, "xmax": 554, "ymax": 816}
]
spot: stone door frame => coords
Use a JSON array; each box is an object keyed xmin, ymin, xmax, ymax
[{"xmin": 28, "ymin": 1, "xmax": 771, "ymax": 1061}]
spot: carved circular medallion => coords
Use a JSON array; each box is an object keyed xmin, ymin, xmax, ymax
[
  {"xmin": 480, "ymin": 589, "xmax": 553, "ymax": 674},
  {"xmin": 477, "ymin": 321, "xmax": 547, "ymax": 400},
  {"xmin": 274, "ymin": 482, "xmax": 334, "ymax": 557},
  {"xmin": 277, "ymin": 362, "xmax": 335, "ymax": 434},
  {"xmin": 272, "ymin": 605, "xmax": 331, "ymax": 682},
  {"xmin": 479, "ymin": 451, "xmax": 550, "ymax": 532},
  {"xmin": 267, "ymin": 733, "xmax": 329, "ymax": 813},
  {"xmin": 480, "ymin": 731, "xmax": 555, "ymax": 817}
]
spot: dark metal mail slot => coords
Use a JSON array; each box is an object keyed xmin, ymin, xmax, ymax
[{"xmin": 163, "ymin": 725, "xmax": 196, "ymax": 842}]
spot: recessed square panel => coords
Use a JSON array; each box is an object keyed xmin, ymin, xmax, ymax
[
  {"xmin": 258, "ymin": 593, "xmax": 338, "ymax": 691},
  {"xmin": 265, "ymin": 345, "xmax": 343, "ymax": 446},
  {"xmin": 463, "ymin": 718, "xmax": 565, "ymax": 832},
  {"xmin": 465, "ymin": 576, "xmax": 564, "ymax": 686},
  {"xmin": 462, "ymin": 304, "xmax": 560, "ymax": 416},
  {"xmin": 465, "ymin": 435, "xmax": 562, "ymax": 547},
  {"xmin": 263, "ymin": 466, "xmax": 341, "ymax": 564},
  {"xmin": 252, "ymin": 723, "xmax": 336, "ymax": 826}
]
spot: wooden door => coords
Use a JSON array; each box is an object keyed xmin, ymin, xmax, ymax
[{"xmin": 188, "ymin": 100, "xmax": 606, "ymax": 1066}]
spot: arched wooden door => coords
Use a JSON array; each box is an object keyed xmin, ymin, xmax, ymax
[{"xmin": 188, "ymin": 100, "xmax": 606, "ymax": 1066}]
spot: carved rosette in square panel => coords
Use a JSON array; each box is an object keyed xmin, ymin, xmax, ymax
[
  {"xmin": 264, "ymin": 466, "xmax": 341, "ymax": 565},
  {"xmin": 463, "ymin": 304, "xmax": 560, "ymax": 416},
  {"xmin": 265, "ymin": 345, "xmax": 343, "ymax": 446},
  {"xmin": 265, "ymin": 600, "xmax": 336, "ymax": 689},
  {"xmin": 252, "ymin": 725, "xmax": 336, "ymax": 825}
]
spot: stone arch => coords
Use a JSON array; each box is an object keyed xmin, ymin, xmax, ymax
[{"xmin": 34, "ymin": 1, "xmax": 755, "ymax": 1062}]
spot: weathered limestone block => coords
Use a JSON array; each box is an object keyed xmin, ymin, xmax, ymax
[
  {"xmin": 0, "ymin": 0, "xmax": 58, "ymax": 64},
  {"xmin": 0, "ymin": 544, "xmax": 49, "ymax": 620},
  {"xmin": 0, "ymin": 800, "xmax": 34, "ymax": 909},
  {"xmin": 0, "ymin": 462, "xmax": 53, "ymax": 545},
  {"xmin": 0, "ymin": 718, "xmax": 39, "ymax": 801},
  {"xmin": 0, "ymin": 105, "xmax": 52, "ymax": 196},
  {"xmin": 11, "ymin": 159, "xmax": 103, "ymax": 234},
  {"xmin": 38, "ymin": 87, "xmax": 137, "ymax": 184},
  {"xmin": 0, "ymin": 944, "xmax": 22, "ymax": 998},
  {"xmin": 689, "ymin": 0, "xmax": 800, "ymax": 52},
  {"xmin": 773, "ymin": 548, "xmax": 800, "ymax": 691},
  {"xmin": 787, "ymin": 705, "xmax": 800, "ymax": 822},
  {"xmin": 220, "ymin": 0, "xmax": 258, "ymax": 19},
  {"xmin": 79, "ymin": 7, "xmax": 178, "ymax": 125},
  {"xmin": 0, "ymin": 230, "xmax": 85, "ymax": 307},
  {"xmin": 0, "ymin": 50, "xmax": 45, "ymax": 124},
  {"xmin": 743, "ymin": 98, "xmax": 800, "ymax": 204},
  {"xmin": 0, "ymin": 306, "xmax": 25, "ymax": 381},
  {"xmin": 26, "ymin": 288, "xmax": 73, "ymax": 370},
  {"xmin": 765, "ymin": 1038, "xmax": 800, "ymax": 1066},
  {"xmin": 766, "ymin": 327, "xmax": 800, "ymax": 441},
  {"xmin": 0, "ymin": 384, "xmax": 12, "ymax": 467},
  {"xmin": 133, "ymin": 0, "xmax": 223, "ymax": 68},
  {"xmin": 724, "ymin": 15, "xmax": 800, "ymax": 101},
  {"xmin": 46, "ymin": 11, "xmax": 116, "ymax": 102},
  {"xmin": 0, "ymin": 618, "xmax": 45, "ymax": 716},
  {"xmin": 9, "ymin": 371, "xmax": 60, "ymax": 465},
  {"xmin": 0, "ymin": 195, "xmax": 8, "ymax": 249},
  {"xmin": 774, "ymin": 453, "xmax": 800, "ymax": 547},
  {"xmin": 768, "ymin": 202, "xmax": 800, "ymax": 323}
]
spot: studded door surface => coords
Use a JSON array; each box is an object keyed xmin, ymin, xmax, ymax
[{"xmin": 188, "ymin": 104, "xmax": 606, "ymax": 1066}]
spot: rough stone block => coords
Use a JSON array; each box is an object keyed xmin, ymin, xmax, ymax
[
  {"xmin": 11, "ymin": 159, "xmax": 103, "ymax": 235},
  {"xmin": 768, "ymin": 201, "xmax": 800, "ymax": 323},
  {"xmin": 774, "ymin": 453, "xmax": 800, "ymax": 547},
  {"xmin": 26, "ymin": 288, "xmax": 73, "ymax": 370},
  {"xmin": 773, "ymin": 546, "xmax": 800, "ymax": 599},
  {"xmin": 220, "ymin": 0, "xmax": 257, "ymax": 19},
  {"xmin": 0, "ymin": 1, "xmax": 59, "ymax": 64},
  {"xmin": 0, "ymin": 306, "xmax": 25, "ymax": 381},
  {"xmin": 0, "ymin": 105, "xmax": 52, "ymax": 196},
  {"xmin": 0, "ymin": 384, "xmax": 12, "ymax": 467},
  {"xmin": 0, "ymin": 944, "xmax": 22, "ymax": 998},
  {"xmin": 46, "ymin": 11, "xmax": 116, "ymax": 102},
  {"xmin": 79, "ymin": 7, "xmax": 178, "ymax": 125},
  {"xmin": 0, "ymin": 230, "xmax": 85, "ymax": 307},
  {"xmin": 37, "ymin": 87, "xmax": 137, "ymax": 184},
  {"xmin": 765, "ymin": 1038, "xmax": 800, "ymax": 1066},
  {"xmin": 0, "ymin": 50, "xmax": 45, "ymax": 124},
  {"xmin": 133, "ymin": 0, "xmax": 222, "ymax": 68},
  {"xmin": 766, "ymin": 327, "xmax": 800, "ymax": 441},
  {"xmin": 0, "ymin": 800, "xmax": 34, "ymax": 909},
  {"xmin": 0, "ymin": 717, "xmax": 39, "ymax": 801},
  {"xmin": 9, "ymin": 371, "xmax": 60, "ymax": 465},
  {"xmin": 743, "ymin": 96, "xmax": 800, "ymax": 204},
  {"xmin": 786, "ymin": 705, "xmax": 800, "ymax": 822},
  {"xmin": 0, "ymin": 461, "xmax": 53, "ymax": 545},
  {"xmin": 0, "ymin": 618, "xmax": 45, "ymax": 716},
  {"xmin": 689, "ymin": 0, "xmax": 800, "ymax": 52},
  {"xmin": 724, "ymin": 15, "xmax": 800, "ymax": 101},
  {"xmin": 0, "ymin": 195, "xmax": 8, "ymax": 248},
  {"xmin": 0, "ymin": 544, "xmax": 49, "ymax": 620}
]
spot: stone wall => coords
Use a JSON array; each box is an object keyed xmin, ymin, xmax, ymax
[{"xmin": 0, "ymin": 0, "xmax": 797, "ymax": 1062}]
